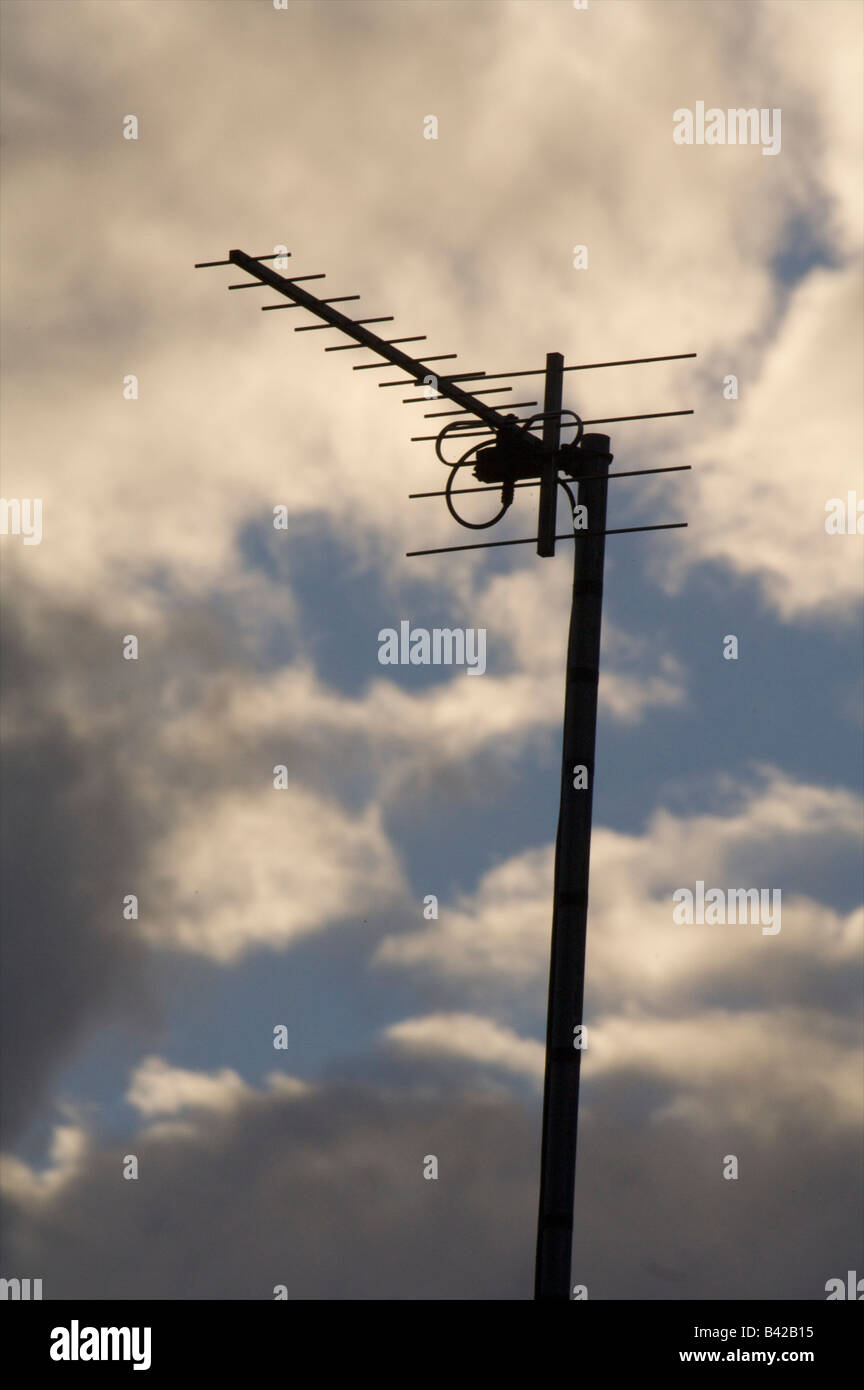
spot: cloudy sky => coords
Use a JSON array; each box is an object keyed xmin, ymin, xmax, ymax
[{"xmin": 1, "ymin": 0, "xmax": 861, "ymax": 1300}]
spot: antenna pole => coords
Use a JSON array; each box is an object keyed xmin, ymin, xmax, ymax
[
  {"xmin": 537, "ymin": 352, "xmax": 564, "ymax": 556},
  {"xmin": 534, "ymin": 432, "xmax": 612, "ymax": 1301}
]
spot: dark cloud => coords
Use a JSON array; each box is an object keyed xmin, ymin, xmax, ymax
[
  {"xmin": 2, "ymin": 1074, "xmax": 859, "ymax": 1299},
  {"xmin": 0, "ymin": 588, "xmax": 154, "ymax": 1140},
  {"xmin": 0, "ymin": 575, "xmax": 271, "ymax": 1140}
]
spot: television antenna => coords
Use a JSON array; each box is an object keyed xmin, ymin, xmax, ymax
[{"xmin": 196, "ymin": 245, "xmax": 695, "ymax": 1301}]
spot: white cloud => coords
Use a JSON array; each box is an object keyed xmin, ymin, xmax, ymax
[
  {"xmin": 1, "ymin": 0, "xmax": 860, "ymax": 622},
  {"xmin": 126, "ymin": 1057, "xmax": 253, "ymax": 1117},
  {"xmin": 383, "ymin": 1012, "xmax": 545, "ymax": 1082},
  {"xmin": 141, "ymin": 786, "xmax": 406, "ymax": 961},
  {"xmin": 0, "ymin": 1121, "xmax": 90, "ymax": 1206},
  {"xmin": 377, "ymin": 845, "xmax": 552, "ymax": 983},
  {"xmin": 126, "ymin": 1056, "xmax": 311, "ymax": 1119},
  {"xmin": 1, "ymin": 1060, "xmax": 311, "ymax": 1208},
  {"xmin": 584, "ymin": 1009, "xmax": 862, "ymax": 1139},
  {"xmin": 375, "ymin": 768, "xmax": 863, "ymax": 1002},
  {"xmin": 667, "ymin": 266, "xmax": 863, "ymax": 620}
]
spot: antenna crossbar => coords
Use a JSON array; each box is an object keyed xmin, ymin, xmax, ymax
[
  {"xmin": 408, "ymin": 464, "xmax": 692, "ymax": 499},
  {"xmin": 406, "ymin": 522, "xmax": 687, "ymax": 557},
  {"xmin": 409, "ymin": 408, "xmax": 694, "ymax": 441}
]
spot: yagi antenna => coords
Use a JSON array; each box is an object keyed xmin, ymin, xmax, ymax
[{"xmin": 197, "ymin": 245, "xmax": 696, "ymax": 1303}]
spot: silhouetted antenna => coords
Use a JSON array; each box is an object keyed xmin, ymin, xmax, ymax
[{"xmin": 197, "ymin": 245, "xmax": 696, "ymax": 1304}]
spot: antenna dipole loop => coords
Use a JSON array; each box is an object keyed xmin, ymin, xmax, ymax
[
  {"xmin": 444, "ymin": 462, "xmax": 513, "ymax": 530},
  {"xmin": 434, "ymin": 418, "xmax": 521, "ymax": 529},
  {"xmin": 520, "ymin": 408, "xmax": 584, "ymax": 449},
  {"xmin": 434, "ymin": 417, "xmax": 513, "ymax": 468}
]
